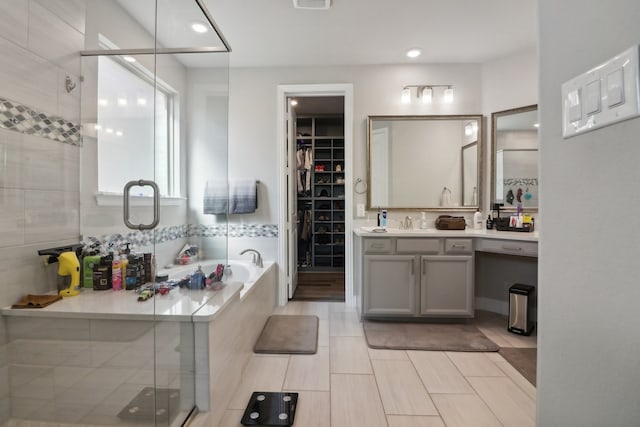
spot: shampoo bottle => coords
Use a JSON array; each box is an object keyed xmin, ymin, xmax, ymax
[
  {"xmin": 381, "ymin": 209, "xmax": 387, "ymax": 228},
  {"xmin": 112, "ymin": 257, "xmax": 122, "ymax": 291}
]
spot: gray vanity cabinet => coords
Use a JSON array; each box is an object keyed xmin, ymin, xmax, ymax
[
  {"xmin": 359, "ymin": 236, "xmax": 474, "ymax": 318},
  {"xmin": 363, "ymin": 254, "xmax": 416, "ymax": 316},
  {"xmin": 420, "ymin": 255, "xmax": 474, "ymax": 317}
]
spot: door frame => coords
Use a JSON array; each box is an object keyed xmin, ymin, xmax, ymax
[{"xmin": 276, "ymin": 84, "xmax": 354, "ymax": 307}]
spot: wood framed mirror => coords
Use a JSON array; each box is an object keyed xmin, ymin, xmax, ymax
[
  {"xmin": 491, "ymin": 105, "xmax": 539, "ymax": 212},
  {"xmin": 367, "ymin": 115, "xmax": 483, "ymax": 211}
]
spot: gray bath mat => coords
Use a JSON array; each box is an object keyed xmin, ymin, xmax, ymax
[
  {"xmin": 363, "ymin": 320, "xmax": 499, "ymax": 352},
  {"xmin": 499, "ymin": 347, "xmax": 537, "ymax": 385},
  {"xmin": 254, "ymin": 315, "xmax": 319, "ymax": 354}
]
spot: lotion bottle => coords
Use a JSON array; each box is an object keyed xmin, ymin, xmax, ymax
[{"xmin": 473, "ymin": 209, "xmax": 483, "ymax": 230}]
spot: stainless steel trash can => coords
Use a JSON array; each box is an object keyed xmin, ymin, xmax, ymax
[{"xmin": 508, "ymin": 284, "xmax": 535, "ymax": 335}]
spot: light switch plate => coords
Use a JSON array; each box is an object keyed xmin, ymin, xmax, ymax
[
  {"xmin": 356, "ymin": 203, "xmax": 365, "ymax": 217},
  {"xmin": 562, "ymin": 45, "xmax": 640, "ymax": 138}
]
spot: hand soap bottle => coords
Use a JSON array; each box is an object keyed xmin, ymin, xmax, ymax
[{"xmin": 473, "ymin": 209, "xmax": 483, "ymax": 229}]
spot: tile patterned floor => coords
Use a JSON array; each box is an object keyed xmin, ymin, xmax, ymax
[{"xmin": 219, "ymin": 302, "xmax": 537, "ymax": 427}]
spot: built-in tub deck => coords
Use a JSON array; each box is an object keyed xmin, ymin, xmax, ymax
[{"xmin": 1, "ymin": 261, "xmax": 278, "ymax": 427}]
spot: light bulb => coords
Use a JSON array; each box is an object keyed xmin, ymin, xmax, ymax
[
  {"xmin": 421, "ymin": 87, "xmax": 432, "ymax": 104},
  {"xmin": 406, "ymin": 48, "xmax": 422, "ymax": 58},
  {"xmin": 191, "ymin": 22, "xmax": 208, "ymax": 34},
  {"xmin": 443, "ymin": 86, "xmax": 454, "ymax": 104},
  {"xmin": 401, "ymin": 87, "xmax": 411, "ymax": 104}
]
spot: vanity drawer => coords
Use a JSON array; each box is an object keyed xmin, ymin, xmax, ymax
[
  {"xmin": 396, "ymin": 238, "xmax": 441, "ymax": 254},
  {"xmin": 364, "ymin": 238, "xmax": 392, "ymax": 253},
  {"xmin": 445, "ymin": 239, "xmax": 473, "ymax": 254},
  {"xmin": 477, "ymin": 238, "xmax": 538, "ymax": 257}
]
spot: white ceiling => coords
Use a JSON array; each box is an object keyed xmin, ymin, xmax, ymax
[{"xmin": 204, "ymin": 0, "xmax": 538, "ymax": 67}]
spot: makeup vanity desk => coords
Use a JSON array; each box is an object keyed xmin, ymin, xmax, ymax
[{"xmin": 353, "ymin": 227, "xmax": 538, "ymax": 319}]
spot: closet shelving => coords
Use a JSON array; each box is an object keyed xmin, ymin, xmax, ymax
[{"xmin": 296, "ymin": 115, "xmax": 345, "ymax": 271}]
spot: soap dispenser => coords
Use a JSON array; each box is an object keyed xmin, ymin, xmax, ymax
[
  {"xmin": 420, "ymin": 212, "xmax": 428, "ymax": 229},
  {"xmin": 473, "ymin": 209, "xmax": 483, "ymax": 229}
]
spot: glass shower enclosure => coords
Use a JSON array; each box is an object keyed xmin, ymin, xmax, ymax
[{"xmin": 5, "ymin": 1, "xmax": 230, "ymax": 427}]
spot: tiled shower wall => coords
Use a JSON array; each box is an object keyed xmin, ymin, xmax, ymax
[{"xmin": 0, "ymin": 1, "xmax": 87, "ymax": 423}]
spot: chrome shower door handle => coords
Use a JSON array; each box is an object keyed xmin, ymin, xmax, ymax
[{"xmin": 123, "ymin": 179, "xmax": 160, "ymax": 230}]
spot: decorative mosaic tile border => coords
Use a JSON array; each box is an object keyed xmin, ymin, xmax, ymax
[
  {"xmin": 0, "ymin": 97, "xmax": 81, "ymax": 146},
  {"xmin": 86, "ymin": 224, "xmax": 278, "ymax": 252}
]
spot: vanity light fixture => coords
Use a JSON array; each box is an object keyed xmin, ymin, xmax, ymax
[
  {"xmin": 443, "ymin": 86, "xmax": 454, "ymax": 104},
  {"xmin": 401, "ymin": 87, "xmax": 411, "ymax": 104},
  {"xmin": 421, "ymin": 86, "xmax": 433, "ymax": 104},
  {"xmin": 465, "ymin": 123, "xmax": 473, "ymax": 136},
  {"xmin": 401, "ymin": 84, "xmax": 454, "ymax": 104}
]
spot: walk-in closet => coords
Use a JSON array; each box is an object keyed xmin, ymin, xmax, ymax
[{"xmin": 292, "ymin": 96, "xmax": 345, "ymax": 301}]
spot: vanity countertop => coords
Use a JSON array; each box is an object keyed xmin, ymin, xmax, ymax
[
  {"xmin": 1, "ymin": 282, "xmax": 243, "ymax": 322},
  {"xmin": 355, "ymin": 226, "xmax": 539, "ymax": 242}
]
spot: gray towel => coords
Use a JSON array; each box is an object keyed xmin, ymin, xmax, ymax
[
  {"xmin": 203, "ymin": 181, "xmax": 228, "ymax": 214},
  {"xmin": 203, "ymin": 179, "xmax": 258, "ymax": 215},
  {"xmin": 229, "ymin": 178, "xmax": 257, "ymax": 214}
]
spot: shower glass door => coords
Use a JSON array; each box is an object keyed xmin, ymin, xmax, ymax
[{"xmin": 78, "ymin": 1, "xmax": 230, "ymax": 426}]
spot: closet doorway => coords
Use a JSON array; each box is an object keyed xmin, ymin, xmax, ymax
[
  {"xmin": 292, "ymin": 97, "xmax": 345, "ymax": 301},
  {"xmin": 277, "ymin": 84, "xmax": 354, "ymax": 307}
]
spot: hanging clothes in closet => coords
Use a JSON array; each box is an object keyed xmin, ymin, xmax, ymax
[
  {"xmin": 297, "ymin": 205, "xmax": 312, "ymax": 268},
  {"xmin": 296, "ymin": 145, "xmax": 313, "ymax": 196}
]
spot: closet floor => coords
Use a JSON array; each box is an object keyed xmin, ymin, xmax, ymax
[{"xmin": 292, "ymin": 271, "xmax": 345, "ymax": 302}]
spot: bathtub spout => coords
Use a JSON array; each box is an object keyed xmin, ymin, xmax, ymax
[{"xmin": 240, "ymin": 249, "xmax": 263, "ymax": 268}]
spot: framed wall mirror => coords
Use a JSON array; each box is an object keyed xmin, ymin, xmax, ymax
[
  {"xmin": 367, "ymin": 115, "xmax": 483, "ymax": 211},
  {"xmin": 491, "ymin": 105, "xmax": 539, "ymax": 212}
]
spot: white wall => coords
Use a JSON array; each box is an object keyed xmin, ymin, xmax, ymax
[
  {"xmin": 481, "ymin": 47, "xmax": 538, "ymax": 213},
  {"xmin": 537, "ymin": 1, "xmax": 640, "ymax": 425},
  {"xmin": 227, "ymin": 63, "xmax": 482, "ymax": 257},
  {"xmin": 0, "ymin": 1, "xmax": 87, "ymax": 423}
]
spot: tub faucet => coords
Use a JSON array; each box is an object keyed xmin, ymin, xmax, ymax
[{"xmin": 240, "ymin": 248, "xmax": 263, "ymax": 268}]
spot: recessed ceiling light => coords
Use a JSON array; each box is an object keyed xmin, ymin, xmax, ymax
[
  {"xmin": 117, "ymin": 98, "xmax": 128, "ymax": 106},
  {"xmin": 123, "ymin": 56, "xmax": 136, "ymax": 63},
  {"xmin": 406, "ymin": 48, "xmax": 422, "ymax": 59},
  {"xmin": 137, "ymin": 97, "xmax": 147, "ymax": 106},
  {"xmin": 98, "ymin": 99, "xmax": 108, "ymax": 107},
  {"xmin": 191, "ymin": 22, "xmax": 208, "ymax": 34},
  {"xmin": 106, "ymin": 128, "xmax": 114, "ymax": 134},
  {"xmin": 116, "ymin": 130, "xmax": 123, "ymax": 137},
  {"xmin": 290, "ymin": 99, "xmax": 298, "ymax": 106},
  {"xmin": 533, "ymin": 123, "xmax": 540, "ymax": 128}
]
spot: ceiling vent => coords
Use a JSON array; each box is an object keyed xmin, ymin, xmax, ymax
[{"xmin": 293, "ymin": 0, "xmax": 332, "ymax": 10}]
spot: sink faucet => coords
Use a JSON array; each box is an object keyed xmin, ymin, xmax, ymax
[
  {"xmin": 400, "ymin": 216, "xmax": 413, "ymax": 230},
  {"xmin": 240, "ymin": 248, "xmax": 263, "ymax": 268}
]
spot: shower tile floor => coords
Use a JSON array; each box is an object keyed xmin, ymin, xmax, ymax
[{"xmin": 218, "ymin": 302, "xmax": 536, "ymax": 427}]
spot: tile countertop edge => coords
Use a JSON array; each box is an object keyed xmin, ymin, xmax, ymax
[
  {"xmin": 354, "ymin": 227, "xmax": 538, "ymax": 242},
  {"xmin": 1, "ymin": 282, "xmax": 244, "ymax": 322}
]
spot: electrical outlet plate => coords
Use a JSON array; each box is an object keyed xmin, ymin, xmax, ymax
[
  {"xmin": 562, "ymin": 45, "xmax": 640, "ymax": 138},
  {"xmin": 356, "ymin": 203, "xmax": 366, "ymax": 217}
]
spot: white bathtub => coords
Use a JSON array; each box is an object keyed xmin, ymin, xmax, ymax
[{"xmin": 159, "ymin": 259, "xmax": 273, "ymax": 299}]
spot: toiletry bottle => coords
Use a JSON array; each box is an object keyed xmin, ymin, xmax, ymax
[
  {"xmin": 420, "ymin": 212, "xmax": 428, "ymax": 229},
  {"xmin": 486, "ymin": 214, "xmax": 493, "ymax": 229},
  {"xmin": 120, "ymin": 254, "xmax": 129, "ymax": 290},
  {"xmin": 381, "ymin": 209, "xmax": 387, "ymax": 228},
  {"xmin": 82, "ymin": 253, "xmax": 101, "ymax": 288},
  {"xmin": 112, "ymin": 257, "xmax": 122, "ymax": 291},
  {"xmin": 377, "ymin": 208, "xmax": 381, "ymax": 227},
  {"xmin": 473, "ymin": 209, "xmax": 483, "ymax": 229}
]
